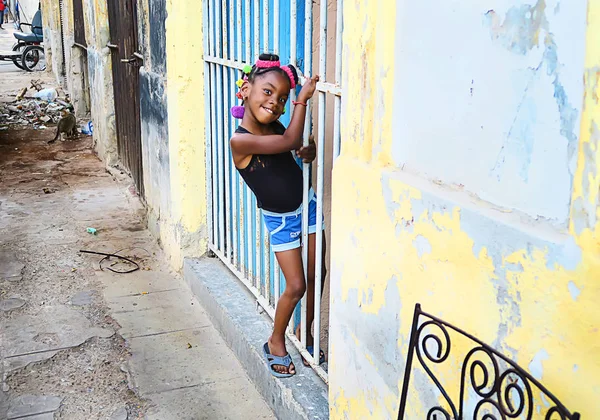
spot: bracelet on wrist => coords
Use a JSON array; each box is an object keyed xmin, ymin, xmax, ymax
[{"xmin": 292, "ymin": 100, "xmax": 307, "ymax": 106}]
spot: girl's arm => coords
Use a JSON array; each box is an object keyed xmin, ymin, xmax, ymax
[{"xmin": 231, "ymin": 75, "xmax": 319, "ymax": 156}]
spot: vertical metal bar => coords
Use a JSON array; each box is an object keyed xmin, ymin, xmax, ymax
[
  {"xmin": 215, "ymin": 0, "xmax": 223, "ymax": 252},
  {"xmin": 245, "ymin": 0, "xmax": 251, "ymax": 62},
  {"xmin": 332, "ymin": 0, "xmax": 343, "ymax": 159},
  {"xmin": 274, "ymin": 257, "xmax": 281, "ymax": 305},
  {"xmin": 254, "ymin": 0, "xmax": 259, "ymax": 58},
  {"xmin": 313, "ymin": 0, "xmax": 328, "ymax": 365},
  {"xmin": 223, "ymin": 0, "xmax": 229, "ymax": 60},
  {"xmin": 228, "ymin": 0, "xmax": 234, "ymax": 60},
  {"xmin": 263, "ymin": 0, "xmax": 269, "ymax": 52},
  {"xmin": 239, "ymin": 176, "xmax": 246, "ymax": 274},
  {"xmin": 210, "ymin": 0, "xmax": 219, "ymax": 249},
  {"xmin": 216, "ymin": 0, "xmax": 222, "ymax": 58},
  {"xmin": 230, "ymin": 68, "xmax": 239, "ymax": 268},
  {"xmin": 255, "ymin": 206, "xmax": 262, "ymax": 290},
  {"xmin": 398, "ymin": 304, "xmax": 422, "ymax": 419},
  {"xmin": 203, "ymin": 0, "xmax": 214, "ymax": 247},
  {"xmin": 233, "ymin": 0, "xmax": 244, "ymax": 275},
  {"xmin": 300, "ymin": 0, "xmax": 313, "ymax": 348},
  {"xmin": 273, "ymin": 0, "xmax": 279, "ymax": 54},
  {"xmin": 246, "ymin": 187, "xmax": 254, "ymax": 282},
  {"xmin": 237, "ymin": 0, "xmax": 242, "ymax": 62},
  {"xmin": 289, "ymin": 0, "xmax": 297, "ymax": 113},
  {"xmin": 210, "ymin": 64, "xmax": 219, "ymax": 248},
  {"xmin": 216, "ymin": 69, "xmax": 225, "ymax": 252},
  {"xmin": 227, "ymin": 0, "xmax": 237, "ymax": 266},
  {"xmin": 263, "ymin": 219, "xmax": 271, "ymax": 304},
  {"xmin": 285, "ymin": 0, "xmax": 298, "ymax": 336},
  {"xmin": 223, "ymin": 68, "xmax": 232, "ymax": 260},
  {"xmin": 207, "ymin": 0, "xmax": 213, "ymax": 57}
]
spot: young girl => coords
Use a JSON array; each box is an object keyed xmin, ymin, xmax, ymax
[{"xmin": 230, "ymin": 53, "xmax": 325, "ymax": 378}]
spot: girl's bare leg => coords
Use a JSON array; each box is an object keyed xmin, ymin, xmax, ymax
[{"xmin": 269, "ymin": 247, "xmax": 306, "ymax": 375}]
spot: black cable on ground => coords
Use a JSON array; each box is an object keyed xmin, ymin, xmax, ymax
[{"xmin": 79, "ymin": 249, "xmax": 140, "ymax": 274}]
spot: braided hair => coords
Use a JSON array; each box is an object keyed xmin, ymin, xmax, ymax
[
  {"xmin": 246, "ymin": 53, "xmax": 299, "ymax": 88},
  {"xmin": 231, "ymin": 53, "xmax": 299, "ymax": 119}
]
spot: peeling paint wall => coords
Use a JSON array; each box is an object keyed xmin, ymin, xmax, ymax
[
  {"xmin": 139, "ymin": 0, "xmax": 209, "ymax": 269},
  {"xmin": 40, "ymin": 0, "xmax": 61, "ymax": 78},
  {"xmin": 136, "ymin": 0, "xmax": 171, "ymax": 261},
  {"xmin": 56, "ymin": 0, "xmax": 91, "ymax": 118},
  {"xmin": 162, "ymin": 0, "xmax": 209, "ymax": 265},
  {"xmin": 329, "ymin": 0, "xmax": 600, "ymax": 418},
  {"xmin": 81, "ymin": 0, "xmax": 118, "ymax": 166}
]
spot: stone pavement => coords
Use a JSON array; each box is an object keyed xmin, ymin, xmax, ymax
[{"xmin": 0, "ymin": 66, "xmax": 274, "ymax": 419}]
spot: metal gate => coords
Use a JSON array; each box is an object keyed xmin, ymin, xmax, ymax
[
  {"xmin": 107, "ymin": 0, "xmax": 144, "ymax": 196},
  {"xmin": 203, "ymin": 0, "xmax": 342, "ymax": 382}
]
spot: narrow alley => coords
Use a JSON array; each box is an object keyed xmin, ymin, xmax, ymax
[
  {"xmin": 1, "ymin": 0, "xmax": 598, "ymax": 417},
  {"xmin": 0, "ymin": 33, "xmax": 274, "ymax": 420}
]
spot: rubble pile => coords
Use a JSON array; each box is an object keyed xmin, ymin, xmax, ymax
[{"xmin": 0, "ymin": 80, "xmax": 72, "ymax": 131}]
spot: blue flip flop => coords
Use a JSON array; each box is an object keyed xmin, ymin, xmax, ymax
[
  {"xmin": 303, "ymin": 346, "xmax": 326, "ymax": 366},
  {"xmin": 263, "ymin": 342, "xmax": 295, "ymax": 378}
]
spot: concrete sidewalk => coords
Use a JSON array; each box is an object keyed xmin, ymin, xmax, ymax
[{"xmin": 0, "ymin": 123, "xmax": 274, "ymax": 417}]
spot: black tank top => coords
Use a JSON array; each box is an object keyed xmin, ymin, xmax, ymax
[{"xmin": 234, "ymin": 123, "xmax": 304, "ymax": 213}]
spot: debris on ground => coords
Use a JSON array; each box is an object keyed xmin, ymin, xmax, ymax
[
  {"xmin": 33, "ymin": 87, "xmax": 58, "ymax": 102},
  {"xmin": 0, "ymin": 80, "xmax": 74, "ymax": 130}
]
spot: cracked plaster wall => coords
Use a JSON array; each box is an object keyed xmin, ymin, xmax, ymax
[
  {"xmin": 329, "ymin": 0, "xmax": 600, "ymax": 418},
  {"xmin": 139, "ymin": 0, "xmax": 209, "ymax": 269},
  {"xmin": 81, "ymin": 0, "xmax": 118, "ymax": 167}
]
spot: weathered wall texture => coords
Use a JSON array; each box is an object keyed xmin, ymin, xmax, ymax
[
  {"xmin": 136, "ymin": 0, "xmax": 172, "ymax": 262},
  {"xmin": 40, "ymin": 0, "xmax": 61, "ymax": 78},
  {"xmin": 138, "ymin": 0, "xmax": 208, "ymax": 269},
  {"xmin": 57, "ymin": 0, "xmax": 90, "ymax": 117},
  {"xmin": 138, "ymin": 0, "xmax": 207, "ymax": 269},
  {"xmin": 82, "ymin": 0, "xmax": 118, "ymax": 166},
  {"xmin": 161, "ymin": 0, "xmax": 209, "ymax": 266},
  {"xmin": 329, "ymin": 0, "xmax": 600, "ymax": 418}
]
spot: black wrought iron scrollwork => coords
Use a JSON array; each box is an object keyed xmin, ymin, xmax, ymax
[
  {"xmin": 414, "ymin": 320, "xmax": 458, "ymax": 419},
  {"xmin": 397, "ymin": 304, "xmax": 581, "ymax": 420},
  {"xmin": 427, "ymin": 407, "xmax": 451, "ymax": 420}
]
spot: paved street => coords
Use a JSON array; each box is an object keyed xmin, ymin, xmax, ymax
[{"xmin": 0, "ymin": 23, "xmax": 274, "ymax": 420}]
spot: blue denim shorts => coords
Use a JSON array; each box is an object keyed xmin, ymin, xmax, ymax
[{"xmin": 262, "ymin": 189, "xmax": 324, "ymax": 252}]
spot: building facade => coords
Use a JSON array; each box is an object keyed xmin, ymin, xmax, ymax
[{"xmin": 44, "ymin": 0, "xmax": 600, "ymax": 417}]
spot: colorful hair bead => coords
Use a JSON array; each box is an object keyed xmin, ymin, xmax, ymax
[
  {"xmin": 231, "ymin": 105, "xmax": 245, "ymax": 119},
  {"xmin": 236, "ymin": 79, "xmax": 244, "ymax": 88},
  {"xmin": 243, "ymin": 64, "xmax": 253, "ymax": 74}
]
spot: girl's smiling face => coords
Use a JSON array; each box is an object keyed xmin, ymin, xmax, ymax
[{"xmin": 243, "ymin": 71, "xmax": 291, "ymax": 125}]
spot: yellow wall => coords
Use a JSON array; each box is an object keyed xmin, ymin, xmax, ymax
[
  {"xmin": 162, "ymin": 0, "xmax": 208, "ymax": 267},
  {"xmin": 329, "ymin": 0, "xmax": 600, "ymax": 418}
]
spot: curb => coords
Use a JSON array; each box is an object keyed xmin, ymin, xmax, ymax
[{"xmin": 183, "ymin": 256, "xmax": 329, "ymax": 420}]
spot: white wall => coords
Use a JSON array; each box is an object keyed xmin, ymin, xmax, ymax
[
  {"xmin": 16, "ymin": 0, "xmax": 39, "ymax": 27},
  {"xmin": 391, "ymin": 0, "xmax": 587, "ymax": 227}
]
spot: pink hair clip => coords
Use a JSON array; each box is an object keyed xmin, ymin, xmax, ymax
[
  {"xmin": 256, "ymin": 59, "xmax": 281, "ymax": 68},
  {"xmin": 280, "ymin": 66, "xmax": 296, "ymax": 89}
]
